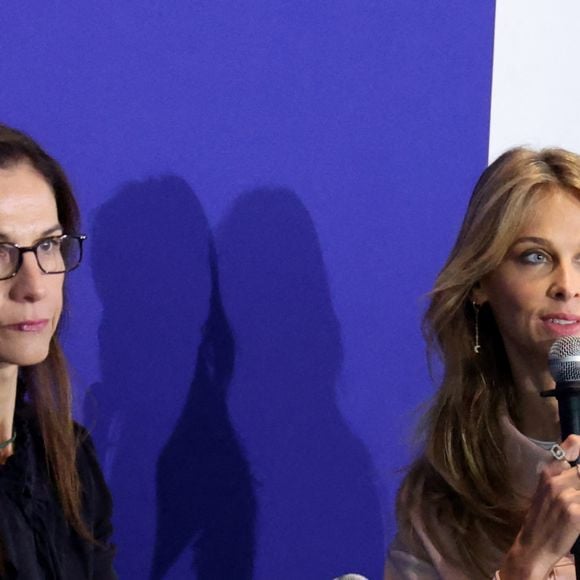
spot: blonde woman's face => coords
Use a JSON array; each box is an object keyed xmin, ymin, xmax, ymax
[
  {"xmin": 0, "ymin": 162, "xmax": 63, "ymax": 370},
  {"xmin": 474, "ymin": 188, "xmax": 580, "ymax": 369}
]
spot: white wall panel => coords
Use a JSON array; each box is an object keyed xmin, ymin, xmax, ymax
[{"xmin": 490, "ymin": 0, "xmax": 580, "ymax": 160}]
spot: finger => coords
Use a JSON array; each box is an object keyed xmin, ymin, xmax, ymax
[
  {"xmin": 543, "ymin": 459, "xmax": 571, "ymax": 478},
  {"xmin": 550, "ymin": 487, "xmax": 580, "ymax": 530},
  {"xmin": 549, "ymin": 465, "xmax": 580, "ymax": 493},
  {"xmin": 560, "ymin": 435, "xmax": 580, "ymax": 462}
]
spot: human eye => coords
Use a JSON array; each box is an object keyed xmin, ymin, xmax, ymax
[
  {"xmin": 519, "ymin": 249, "xmax": 550, "ymax": 265},
  {"xmin": 37, "ymin": 237, "xmax": 62, "ymax": 254},
  {"xmin": 0, "ymin": 244, "xmax": 14, "ymax": 263}
]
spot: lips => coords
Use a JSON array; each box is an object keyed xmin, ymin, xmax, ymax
[
  {"xmin": 541, "ymin": 313, "xmax": 580, "ymax": 322},
  {"xmin": 4, "ymin": 319, "xmax": 49, "ymax": 332},
  {"xmin": 541, "ymin": 313, "xmax": 580, "ymax": 336}
]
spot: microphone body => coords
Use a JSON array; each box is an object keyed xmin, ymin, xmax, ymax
[
  {"xmin": 545, "ymin": 336, "xmax": 580, "ymax": 580},
  {"xmin": 555, "ymin": 385, "xmax": 580, "ymax": 441}
]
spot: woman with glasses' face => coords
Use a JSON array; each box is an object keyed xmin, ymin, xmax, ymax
[{"xmin": 0, "ymin": 161, "xmax": 64, "ymax": 370}]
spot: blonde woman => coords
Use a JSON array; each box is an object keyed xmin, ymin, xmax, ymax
[{"xmin": 386, "ymin": 148, "xmax": 580, "ymax": 579}]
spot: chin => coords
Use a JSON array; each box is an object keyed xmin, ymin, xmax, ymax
[{"xmin": 2, "ymin": 346, "xmax": 52, "ymax": 368}]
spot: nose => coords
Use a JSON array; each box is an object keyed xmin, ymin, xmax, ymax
[
  {"xmin": 8, "ymin": 252, "xmax": 47, "ymax": 303},
  {"xmin": 548, "ymin": 262, "xmax": 580, "ymax": 301}
]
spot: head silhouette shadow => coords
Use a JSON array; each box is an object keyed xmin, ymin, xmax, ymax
[
  {"xmin": 88, "ymin": 176, "xmax": 255, "ymax": 579},
  {"xmin": 216, "ymin": 187, "xmax": 385, "ymax": 580}
]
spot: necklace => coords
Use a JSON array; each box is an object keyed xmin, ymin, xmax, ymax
[{"xmin": 0, "ymin": 432, "xmax": 16, "ymax": 450}]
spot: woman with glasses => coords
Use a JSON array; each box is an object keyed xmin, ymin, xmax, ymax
[
  {"xmin": 386, "ymin": 148, "xmax": 580, "ymax": 579},
  {"xmin": 0, "ymin": 124, "xmax": 115, "ymax": 578}
]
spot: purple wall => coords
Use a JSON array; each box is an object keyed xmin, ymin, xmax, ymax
[{"xmin": 0, "ymin": 2, "xmax": 495, "ymax": 578}]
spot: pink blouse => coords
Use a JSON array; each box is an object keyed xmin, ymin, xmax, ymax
[{"xmin": 385, "ymin": 416, "xmax": 576, "ymax": 579}]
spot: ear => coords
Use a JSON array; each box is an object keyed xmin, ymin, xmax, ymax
[{"xmin": 470, "ymin": 281, "xmax": 488, "ymax": 306}]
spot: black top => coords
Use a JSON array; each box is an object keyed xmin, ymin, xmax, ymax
[{"xmin": 0, "ymin": 406, "xmax": 116, "ymax": 579}]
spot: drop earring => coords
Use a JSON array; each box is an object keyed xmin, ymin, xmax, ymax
[{"xmin": 472, "ymin": 301, "xmax": 481, "ymax": 354}]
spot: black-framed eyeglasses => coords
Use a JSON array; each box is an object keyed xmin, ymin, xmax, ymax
[{"xmin": 0, "ymin": 234, "xmax": 87, "ymax": 281}]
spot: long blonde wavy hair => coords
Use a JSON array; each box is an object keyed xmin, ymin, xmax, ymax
[{"xmin": 396, "ymin": 146, "xmax": 580, "ymax": 577}]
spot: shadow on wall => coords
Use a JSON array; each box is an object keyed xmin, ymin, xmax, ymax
[
  {"xmin": 216, "ymin": 188, "xmax": 385, "ymax": 580},
  {"xmin": 151, "ymin": 242, "xmax": 256, "ymax": 580},
  {"xmin": 87, "ymin": 176, "xmax": 256, "ymax": 579}
]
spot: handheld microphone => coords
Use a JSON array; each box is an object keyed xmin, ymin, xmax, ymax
[
  {"xmin": 543, "ymin": 335, "xmax": 580, "ymax": 580},
  {"xmin": 543, "ymin": 335, "xmax": 580, "ymax": 446}
]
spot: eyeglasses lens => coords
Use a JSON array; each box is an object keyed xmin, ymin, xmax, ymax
[
  {"xmin": 0, "ymin": 236, "xmax": 83, "ymax": 279},
  {"xmin": 0, "ymin": 246, "xmax": 19, "ymax": 279},
  {"xmin": 38, "ymin": 237, "xmax": 81, "ymax": 273}
]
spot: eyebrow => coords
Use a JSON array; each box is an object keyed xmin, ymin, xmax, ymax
[
  {"xmin": 511, "ymin": 236, "xmax": 550, "ymax": 246},
  {"xmin": 0, "ymin": 224, "xmax": 63, "ymax": 243}
]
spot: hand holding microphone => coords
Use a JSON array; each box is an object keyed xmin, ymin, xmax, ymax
[{"xmin": 500, "ymin": 337, "xmax": 580, "ymax": 579}]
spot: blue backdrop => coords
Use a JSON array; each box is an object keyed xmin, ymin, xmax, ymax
[{"xmin": 0, "ymin": 2, "xmax": 495, "ymax": 578}]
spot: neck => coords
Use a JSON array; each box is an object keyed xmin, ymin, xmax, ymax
[
  {"xmin": 0, "ymin": 365, "xmax": 19, "ymax": 463},
  {"xmin": 508, "ymin": 355, "xmax": 560, "ymax": 441}
]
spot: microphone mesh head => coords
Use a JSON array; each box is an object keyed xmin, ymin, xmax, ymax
[{"xmin": 548, "ymin": 336, "xmax": 580, "ymax": 382}]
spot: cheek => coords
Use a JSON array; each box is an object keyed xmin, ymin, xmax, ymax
[
  {"xmin": 486, "ymin": 279, "xmax": 541, "ymax": 333},
  {"xmin": 50, "ymin": 279, "xmax": 64, "ymax": 321}
]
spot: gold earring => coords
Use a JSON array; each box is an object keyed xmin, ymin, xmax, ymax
[{"xmin": 472, "ymin": 301, "xmax": 481, "ymax": 354}]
